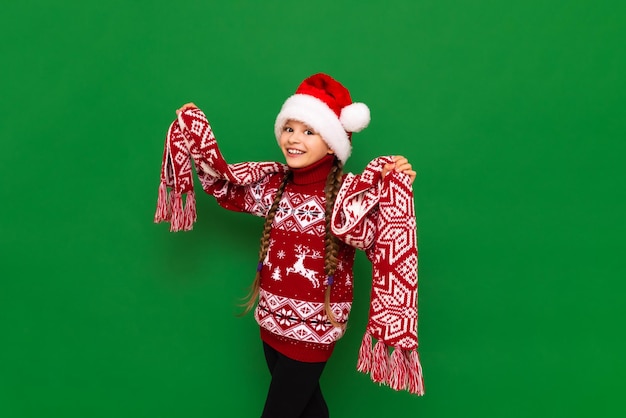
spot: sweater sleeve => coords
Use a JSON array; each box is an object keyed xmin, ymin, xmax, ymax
[
  {"xmin": 197, "ymin": 166, "xmax": 283, "ymax": 217},
  {"xmin": 177, "ymin": 108, "xmax": 286, "ymax": 217}
]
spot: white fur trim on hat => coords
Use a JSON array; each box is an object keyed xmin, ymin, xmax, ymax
[
  {"xmin": 340, "ymin": 102, "xmax": 370, "ymax": 133},
  {"xmin": 275, "ymin": 94, "xmax": 352, "ymax": 164}
]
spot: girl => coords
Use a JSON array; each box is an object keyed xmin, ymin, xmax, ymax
[{"xmin": 157, "ymin": 73, "xmax": 422, "ymax": 417}]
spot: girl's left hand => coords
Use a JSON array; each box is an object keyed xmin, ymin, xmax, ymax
[
  {"xmin": 176, "ymin": 102, "xmax": 198, "ymax": 116},
  {"xmin": 382, "ymin": 155, "xmax": 416, "ymax": 184}
]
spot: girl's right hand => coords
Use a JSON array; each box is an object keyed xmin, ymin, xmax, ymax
[
  {"xmin": 176, "ymin": 102, "xmax": 198, "ymax": 116},
  {"xmin": 382, "ymin": 155, "xmax": 417, "ymax": 184}
]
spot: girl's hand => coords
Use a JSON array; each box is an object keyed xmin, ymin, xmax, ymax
[
  {"xmin": 382, "ymin": 155, "xmax": 416, "ymax": 184},
  {"xmin": 176, "ymin": 102, "xmax": 198, "ymax": 116}
]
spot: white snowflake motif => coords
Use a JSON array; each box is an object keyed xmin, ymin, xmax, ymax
[
  {"xmin": 277, "ymin": 201, "xmax": 290, "ymax": 216},
  {"xmin": 337, "ymin": 261, "xmax": 344, "ymax": 271},
  {"xmin": 296, "ymin": 203, "xmax": 322, "ymax": 223},
  {"xmin": 312, "ymin": 313, "xmax": 329, "ymax": 331},
  {"xmin": 277, "ymin": 250, "xmax": 286, "ymax": 260},
  {"xmin": 277, "ymin": 308, "xmax": 296, "ymax": 326}
]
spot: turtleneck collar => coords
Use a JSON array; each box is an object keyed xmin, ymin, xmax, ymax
[{"xmin": 290, "ymin": 154, "xmax": 336, "ymax": 185}]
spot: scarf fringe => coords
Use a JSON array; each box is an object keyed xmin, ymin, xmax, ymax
[
  {"xmin": 183, "ymin": 190, "xmax": 197, "ymax": 230},
  {"xmin": 170, "ymin": 192, "xmax": 184, "ymax": 231},
  {"xmin": 155, "ymin": 185, "xmax": 196, "ymax": 232},
  {"xmin": 407, "ymin": 349, "xmax": 425, "ymax": 396},
  {"xmin": 371, "ymin": 339, "xmax": 389, "ymax": 383},
  {"xmin": 154, "ymin": 182, "xmax": 171, "ymax": 223},
  {"xmin": 168, "ymin": 192, "xmax": 196, "ymax": 232},
  {"xmin": 356, "ymin": 331, "xmax": 373, "ymax": 373},
  {"xmin": 356, "ymin": 332, "xmax": 425, "ymax": 395},
  {"xmin": 388, "ymin": 346, "xmax": 408, "ymax": 391}
]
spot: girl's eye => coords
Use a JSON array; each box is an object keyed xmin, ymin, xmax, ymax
[
  {"xmin": 305, "ymin": 130, "xmax": 314, "ymax": 135},
  {"xmin": 284, "ymin": 126, "xmax": 293, "ymax": 132}
]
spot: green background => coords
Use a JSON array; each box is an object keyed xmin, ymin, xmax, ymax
[{"xmin": 1, "ymin": 1, "xmax": 625, "ymax": 417}]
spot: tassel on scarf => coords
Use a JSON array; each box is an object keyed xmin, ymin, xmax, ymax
[
  {"xmin": 388, "ymin": 348, "xmax": 409, "ymax": 391},
  {"xmin": 406, "ymin": 349, "xmax": 425, "ymax": 396},
  {"xmin": 357, "ymin": 333, "xmax": 424, "ymax": 395},
  {"xmin": 168, "ymin": 191, "xmax": 197, "ymax": 232},
  {"xmin": 154, "ymin": 182, "xmax": 170, "ymax": 223},
  {"xmin": 357, "ymin": 331, "xmax": 373, "ymax": 373},
  {"xmin": 183, "ymin": 190, "xmax": 197, "ymax": 230},
  {"xmin": 371, "ymin": 340, "xmax": 389, "ymax": 384},
  {"xmin": 170, "ymin": 192, "xmax": 184, "ymax": 232}
]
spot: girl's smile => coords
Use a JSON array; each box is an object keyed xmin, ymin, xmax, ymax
[{"xmin": 279, "ymin": 120, "xmax": 333, "ymax": 168}]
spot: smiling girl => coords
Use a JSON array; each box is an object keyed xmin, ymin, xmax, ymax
[{"xmin": 159, "ymin": 73, "xmax": 422, "ymax": 417}]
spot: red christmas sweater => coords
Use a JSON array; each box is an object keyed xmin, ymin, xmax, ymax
[{"xmin": 203, "ymin": 154, "xmax": 356, "ymax": 362}]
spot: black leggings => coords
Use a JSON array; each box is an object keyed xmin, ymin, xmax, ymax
[{"xmin": 261, "ymin": 342, "xmax": 329, "ymax": 418}]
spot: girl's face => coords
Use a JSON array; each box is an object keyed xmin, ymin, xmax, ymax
[{"xmin": 279, "ymin": 120, "xmax": 333, "ymax": 168}]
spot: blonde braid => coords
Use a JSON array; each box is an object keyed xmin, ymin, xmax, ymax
[
  {"xmin": 323, "ymin": 158, "xmax": 345, "ymax": 328},
  {"xmin": 241, "ymin": 171, "xmax": 291, "ymax": 314}
]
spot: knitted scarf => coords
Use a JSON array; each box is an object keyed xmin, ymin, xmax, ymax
[
  {"xmin": 154, "ymin": 108, "xmax": 424, "ymax": 395},
  {"xmin": 331, "ymin": 160, "xmax": 424, "ymax": 394},
  {"xmin": 153, "ymin": 109, "xmax": 285, "ymax": 230}
]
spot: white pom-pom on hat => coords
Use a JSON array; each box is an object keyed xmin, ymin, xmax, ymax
[{"xmin": 340, "ymin": 102, "xmax": 370, "ymax": 133}]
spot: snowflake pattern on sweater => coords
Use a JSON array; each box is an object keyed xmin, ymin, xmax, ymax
[{"xmin": 186, "ymin": 135, "xmax": 357, "ymax": 361}]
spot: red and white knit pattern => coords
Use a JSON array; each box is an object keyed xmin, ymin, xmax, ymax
[
  {"xmin": 252, "ymin": 154, "xmax": 355, "ymax": 362},
  {"xmin": 273, "ymin": 191, "xmax": 326, "ymax": 236},
  {"xmin": 154, "ymin": 109, "xmax": 285, "ymax": 229},
  {"xmin": 255, "ymin": 289, "xmax": 351, "ymax": 344},
  {"xmin": 332, "ymin": 158, "xmax": 424, "ymax": 394}
]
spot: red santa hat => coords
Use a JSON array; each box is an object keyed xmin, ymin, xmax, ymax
[{"xmin": 274, "ymin": 73, "xmax": 370, "ymax": 164}]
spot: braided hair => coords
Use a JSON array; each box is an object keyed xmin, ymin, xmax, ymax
[
  {"xmin": 241, "ymin": 171, "xmax": 291, "ymax": 315},
  {"xmin": 323, "ymin": 158, "xmax": 345, "ymax": 328}
]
